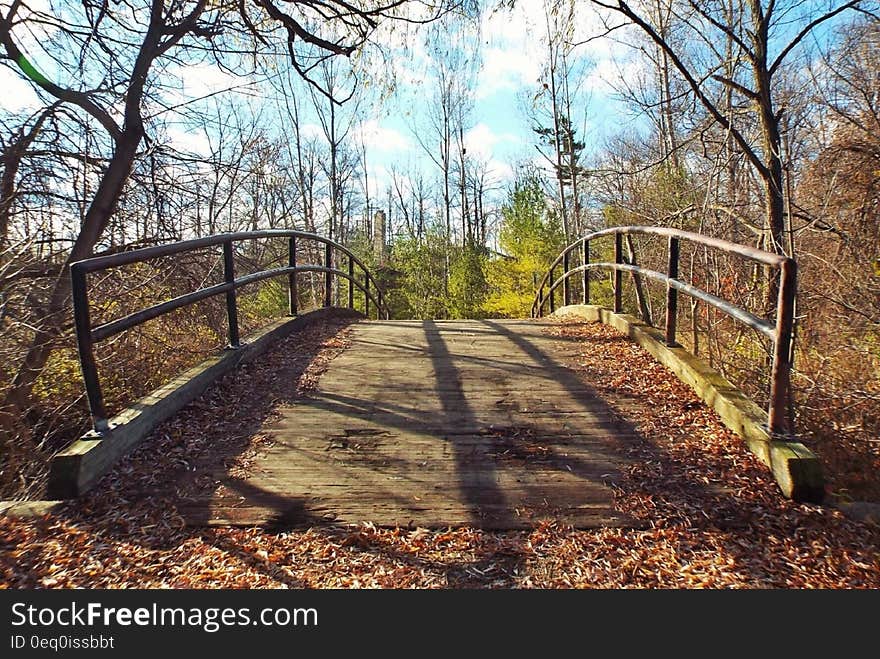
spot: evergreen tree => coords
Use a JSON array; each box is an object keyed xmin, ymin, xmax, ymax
[{"xmin": 484, "ymin": 174, "xmax": 565, "ymax": 317}]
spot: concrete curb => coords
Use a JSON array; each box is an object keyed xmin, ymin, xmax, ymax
[
  {"xmin": 552, "ymin": 304, "xmax": 825, "ymax": 503},
  {"xmin": 0, "ymin": 500, "xmax": 63, "ymax": 519},
  {"xmin": 46, "ymin": 307, "xmax": 361, "ymax": 499}
]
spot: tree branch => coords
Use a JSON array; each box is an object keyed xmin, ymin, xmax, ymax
[
  {"xmin": 687, "ymin": 0, "xmax": 755, "ymax": 63},
  {"xmin": 711, "ymin": 74, "xmax": 759, "ymax": 100},
  {"xmin": 594, "ymin": 0, "xmax": 770, "ymax": 180},
  {"xmin": 0, "ymin": 4, "xmax": 122, "ymax": 141},
  {"xmin": 770, "ymin": 0, "xmax": 862, "ymax": 76}
]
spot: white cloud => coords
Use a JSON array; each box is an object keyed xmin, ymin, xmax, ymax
[
  {"xmin": 480, "ymin": 1, "xmax": 543, "ymax": 46},
  {"xmin": 476, "ymin": 1, "xmax": 634, "ymax": 101},
  {"xmin": 477, "ymin": 3, "xmax": 544, "ymax": 100},
  {"xmin": 477, "ymin": 47, "xmax": 543, "ymax": 100},
  {"xmin": 173, "ymin": 63, "xmax": 253, "ymax": 100},
  {"xmin": 0, "ymin": 66, "xmax": 41, "ymax": 113},
  {"xmin": 485, "ymin": 158, "xmax": 515, "ymax": 183},
  {"xmin": 356, "ymin": 119, "xmax": 412, "ymax": 153},
  {"xmin": 360, "ymin": 162, "xmax": 392, "ymax": 201},
  {"xmin": 300, "ymin": 122, "xmax": 324, "ymax": 140},
  {"xmin": 164, "ymin": 125, "xmax": 211, "ymax": 156},
  {"xmin": 464, "ymin": 122, "xmax": 520, "ymax": 161},
  {"xmin": 583, "ymin": 52, "xmax": 647, "ymax": 96}
]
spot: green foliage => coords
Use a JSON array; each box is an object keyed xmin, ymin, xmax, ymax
[
  {"xmin": 32, "ymin": 349, "xmax": 82, "ymax": 403},
  {"xmin": 484, "ymin": 175, "xmax": 566, "ymax": 317},
  {"xmin": 603, "ymin": 162, "xmax": 697, "ymax": 229},
  {"xmin": 391, "ymin": 227, "xmax": 451, "ymax": 319},
  {"xmin": 448, "ymin": 244, "xmax": 489, "ymax": 319},
  {"xmin": 238, "ymin": 281, "xmax": 287, "ymax": 322},
  {"xmin": 533, "ymin": 113, "xmax": 587, "ymax": 185}
]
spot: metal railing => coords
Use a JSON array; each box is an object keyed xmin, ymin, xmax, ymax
[
  {"xmin": 71, "ymin": 230, "xmax": 390, "ymax": 433},
  {"xmin": 531, "ymin": 226, "xmax": 796, "ymax": 436}
]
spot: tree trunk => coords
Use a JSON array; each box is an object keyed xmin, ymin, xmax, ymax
[
  {"xmin": 749, "ymin": 0, "xmax": 787, "ymax": 310},
  {"xmin": 3, "ymin": 134, "xmax": 142, "ymax": 417},
  {"xmin": 0, "ymin": 0, "xmax": 186, "ymax": 423}
]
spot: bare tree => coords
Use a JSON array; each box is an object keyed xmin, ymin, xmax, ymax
[
  {"xmin": 0, "ymin": 0, "xmax": 456, "ymax": 427},
  {"xmin": 590, "ymin": 0, "xmax": 869, "ymax": 304},
  {"xmin": 0, "ymin": 0, "xmax": 225, "ymax": 421}
]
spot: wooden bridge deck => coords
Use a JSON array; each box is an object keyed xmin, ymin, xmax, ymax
[{"xmin": 184, "ymin": 319, "xmax": 640, "ymax": 529}]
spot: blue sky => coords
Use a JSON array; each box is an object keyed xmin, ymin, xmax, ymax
[
  {"xmin": 0, "ymin": 1, "xmax": 636, "ymax": 208},
  {"xmin": 1, "ymin": 0, "xmax": 851, "ymax": 201},
  {"xmin": 345, "ymin": 1, "xmax": 639, "ymax": 208}
]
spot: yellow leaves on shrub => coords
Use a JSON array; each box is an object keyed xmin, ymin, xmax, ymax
[{"xmin": 32, "ymin": 349, "xmax": 82, "ymax": 402}]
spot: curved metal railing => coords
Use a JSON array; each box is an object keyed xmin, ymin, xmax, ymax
[
  {"xmin": 531, "ymin": 226, "xmax": 796, "ymax": 436},
  {"xmin": 71, "ymin": 230, "xmax": 390, "ymax": 432}
]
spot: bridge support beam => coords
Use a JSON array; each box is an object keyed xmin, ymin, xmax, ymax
[
  {"xmin": 562, "ymin": 251, "xmax": 571, "ymax": 306},
  {"xmin": 582, "ymin": 239, "xmax": 589, "ymax": 305},
  {"xmin": 613, "ymin": 234, "xmax": 623, "ymax": 313},
  {"xmin": 768, "ymin": 259, "xmax": 797, "ymax": 436},
  {"xmin": 365, "ymin": 277, "xmax": 370, "ymax": 318},
  {"xmin": 665, "ymin": 236, "xmax": 679, "ymax": 346},
  {"xmin": 223, "ymin": 241, "xmax": 240, "ymax": 348},
  {"xmin": 348, "ymin": 256, "xmax": 355, "ymax": 310}
]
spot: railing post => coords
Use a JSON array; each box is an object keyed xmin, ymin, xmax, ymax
[
  {"xmin": 531, "ymin": 272, "xmax": 538, "ymax": 318},
  {"xmin": 288, "ymin": 235, "xmax": 297, "ymax": 316},
  {"xmin": 223, "ymin": 240, "xmax": 240, "ymax": 348},
  {"xmin": 324, "ymin": 242, "xmax": 332, "ymax": 308},
  {"xmin": 348, "ymin": 255, "xmax": 354, "ymax": 309},
  {"xmin": 71, "ymin": 263, "xmax": 109, "ymax": 433},
  {"xmin": 614, "ymin": 233, "xmax": 623, "ymax": 313},
  {"xmin": 665, "ymin": 236, "xmax": 680, "ymax": 345},
  {"xmin": 365, "ymin": 276, "xmax": 370, "ymax": 318},
  {"xmin": 582, "ymin": 239, "xmax": 590, "ymax": 305},
  {"xmin": 549, "ymin": 266, "xmax": 556, "ymax": 314},
  {"xmin": 768, "ymin": 258, "xmax": 797, "ymax": 436},
  {"xmin": 562, "ymin": 249, "xmax": 571, "ymax": 306}
]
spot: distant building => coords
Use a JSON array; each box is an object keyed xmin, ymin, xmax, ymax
[{"xmin": 373, "ymin": 210, "xmax": 388, "ymax": 264}]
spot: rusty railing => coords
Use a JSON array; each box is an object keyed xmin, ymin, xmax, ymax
[
  {"xmin": 71, "ymin": 230, "xmax": 390, "ymax": 433},
  {"xmin": 531, "ymin": 226, "xmax": 796, "ymax": 436}
]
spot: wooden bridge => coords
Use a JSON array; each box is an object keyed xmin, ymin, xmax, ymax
[
  {"xmin": 180, "ymin": 318, "xmax": 636, "ymax": 529},
  {"xmin": 47, "ymin": 228, "xmax": 825, "ymax": 529}
]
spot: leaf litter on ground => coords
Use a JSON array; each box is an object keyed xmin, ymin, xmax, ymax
[{"xmin": 2, "ymin": 316, "xmax": 878, "ymax": 589}]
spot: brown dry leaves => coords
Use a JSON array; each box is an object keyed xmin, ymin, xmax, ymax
[{"xmin": 2, "ymin": 317, "xmax": 879, "ymax": 589}]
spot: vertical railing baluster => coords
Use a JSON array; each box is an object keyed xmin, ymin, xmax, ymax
[
  {"xmin": 348, "ymin": 255, "xmax": 354, "ymax": 309},
  {"xmin": 288, "ymin": 235, "xmax": 297, "ymax": 316},
  {"xmin": 665, "ymin": 236, "xmax": 679, "ymax": 345},
  {"xmin": 563, "ymin": 249, "xmax": 571, "ymax": 307},
  {"xmin": 365, "ymin": 276, "xmax": 370, "ymax": 318},
  {"xmin": 582, "ymin": 239, "xmax": 590, "ymax": 305},
  {"xmin": 223, "ymin": 240, "xmax": 240, "ymax": 348},
  {"xmin": 324, "ymin": 242, "xmax": 332, "ymax": 308},
  {"xmin": 531, "ymin": 273, "xmax": 537, "ymax": 318},
  {"xmin": 549, "ymin": 266, "xmax": 556, "ymax": 314},
  {"xmin": 71, "ymin": 263, "xmax": 108, "ymax": 432},
  {"xmin": 768, "ymin": 258, "xmax": 797, "ymax": 436},
  {"xmin": 613, "ymin": 233, "xmax": 623, "ymax": 313},
  {"xmin": 378, "ymin": 290, "xmax": 383, "ymax": 320}
]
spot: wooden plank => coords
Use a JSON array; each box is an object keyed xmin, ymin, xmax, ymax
[{"xmin": 181, "ymin": 318, "xmax": 640, "ymax": 529}]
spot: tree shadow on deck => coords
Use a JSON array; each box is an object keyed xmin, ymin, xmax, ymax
[
  {"xmin": 218, "ymin": 317, "xmax": 641, "ymax": 529},
  {"xmin": 11, "ymin": 316, "xmax": 878, "ymax": 588}
]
